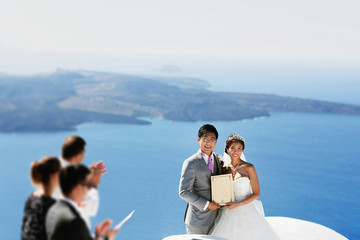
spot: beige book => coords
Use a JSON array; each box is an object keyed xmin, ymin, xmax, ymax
[{"xmin": 211, "ymin": 174, "xmax": 234, "ymax": 206}]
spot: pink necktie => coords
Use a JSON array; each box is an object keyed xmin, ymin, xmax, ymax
[{"xmin": 208, "ymin": 155, "xmax": 214, "ymax": 173}]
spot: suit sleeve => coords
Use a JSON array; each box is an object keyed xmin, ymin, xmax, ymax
[{"xmin": 179, "ymin": 160, "xmax": 208, "ymax": 211}]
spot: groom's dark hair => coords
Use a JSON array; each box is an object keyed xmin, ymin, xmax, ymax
[{"xmin": 198, "ymin": 124, "xmax": 219, "ymax": 139}]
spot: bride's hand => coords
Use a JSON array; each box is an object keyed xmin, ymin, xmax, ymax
[{"xmin": 225, "ymin": 202, "xmax": 238, "ymax": 209}]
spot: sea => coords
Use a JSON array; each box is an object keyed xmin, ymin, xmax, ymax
[{"xmin": 1, "ymin": 112, "xmax": 359, "ymax": 239}]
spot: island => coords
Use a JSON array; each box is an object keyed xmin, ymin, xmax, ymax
[{"xmin": 0, "ymin": 69, "xmax": 359, "ymax": 132}]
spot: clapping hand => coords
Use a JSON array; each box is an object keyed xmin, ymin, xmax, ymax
[
  {"xmin": 89, "ymin": 161, "xmax": 107, "ymax": 188},
  {"xmin": 95, "ymin": 219, "xmax": 119, "ymax": 240}
]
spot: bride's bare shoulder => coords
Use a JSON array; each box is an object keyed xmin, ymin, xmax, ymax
[{"xmin": 242, "ymin": 162, "xmax": 256, "ymax": 173}]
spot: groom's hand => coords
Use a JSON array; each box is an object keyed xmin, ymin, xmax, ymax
[{"xmin": 208, "ymin": 201, "xmax": 221, "ymax": 210}]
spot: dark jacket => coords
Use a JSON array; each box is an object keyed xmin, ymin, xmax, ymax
[{"xmin": 45, "ymin": 199, "xmax": 92, "ymax": 240}]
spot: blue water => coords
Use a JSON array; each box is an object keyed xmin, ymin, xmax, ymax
[{"xmin": 1, "ymin": 113, "xmax": 359, "ymax": 239}]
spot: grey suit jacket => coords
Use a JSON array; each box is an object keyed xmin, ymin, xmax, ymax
[
  {"xmin": 45, "ymin": 200, "xmax": 93, "ymax": 240},
  {"xmin": 179, "ymin": 149, "xmax": 222, "ymax": 227}
]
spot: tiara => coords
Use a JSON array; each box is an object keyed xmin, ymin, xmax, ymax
[{"xmin": 227, "ymin": 134, "xmax": 245, "ymax": 143}]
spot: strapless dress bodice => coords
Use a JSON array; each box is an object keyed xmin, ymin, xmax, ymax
[{"xmin": 233, "ymin": 177, "xmax": 252, "ymax": 202}]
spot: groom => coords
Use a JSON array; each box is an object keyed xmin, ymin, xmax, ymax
[{"xmin": 179, "ymin": 124, "xmax": 223, "ymax": 235}]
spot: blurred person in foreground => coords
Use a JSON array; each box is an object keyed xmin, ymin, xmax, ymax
[
  {"xmin": 21, "ymin": 156, "xmax": 61, "ymax": 240},
  {"xmin": 46, "ymin": 164, "xmax": 118, "ymax": 240},
  {"xmin": 53, "ymin": 135, "xmax": 107, "ymax": 228}
]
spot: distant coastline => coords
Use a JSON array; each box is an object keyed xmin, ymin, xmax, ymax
[{"xmin": 0, "ymin": 69, "xmax": 359, "ymax": 132}]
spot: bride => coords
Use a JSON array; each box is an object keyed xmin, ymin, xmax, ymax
[{"xmin": 209, "ymin": 134, "xmax": 280, "ymax": 240}]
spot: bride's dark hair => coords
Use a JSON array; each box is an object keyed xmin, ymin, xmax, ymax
[{"xmin": 225, "ymin": 134, "xmax": 245, "ymax": 154}]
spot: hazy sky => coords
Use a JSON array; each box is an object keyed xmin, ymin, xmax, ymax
[
  {"xmin": 1, "ymin": 0, "xmax": 360, "ymax": 104},
  {"xmin": 1, "ymin": 0, "xmax": 359, "ymax": 63}
]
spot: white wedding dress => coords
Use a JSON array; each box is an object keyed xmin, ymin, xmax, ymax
[{"xmin": 209, "ymin": 176, "xmax": 280, "ymax": 240}]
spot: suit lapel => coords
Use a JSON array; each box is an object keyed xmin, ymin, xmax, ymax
[
  {"xmin": 213, "ymin": 153, "xmax": 221, "ymax": 175},
  {"xmin": 197, "ymin": 150, "xmax": 222, "ymax": 176},
  {"xmin": 196, "ymin": 150, "xmax": 212, "ymax": 177}
]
